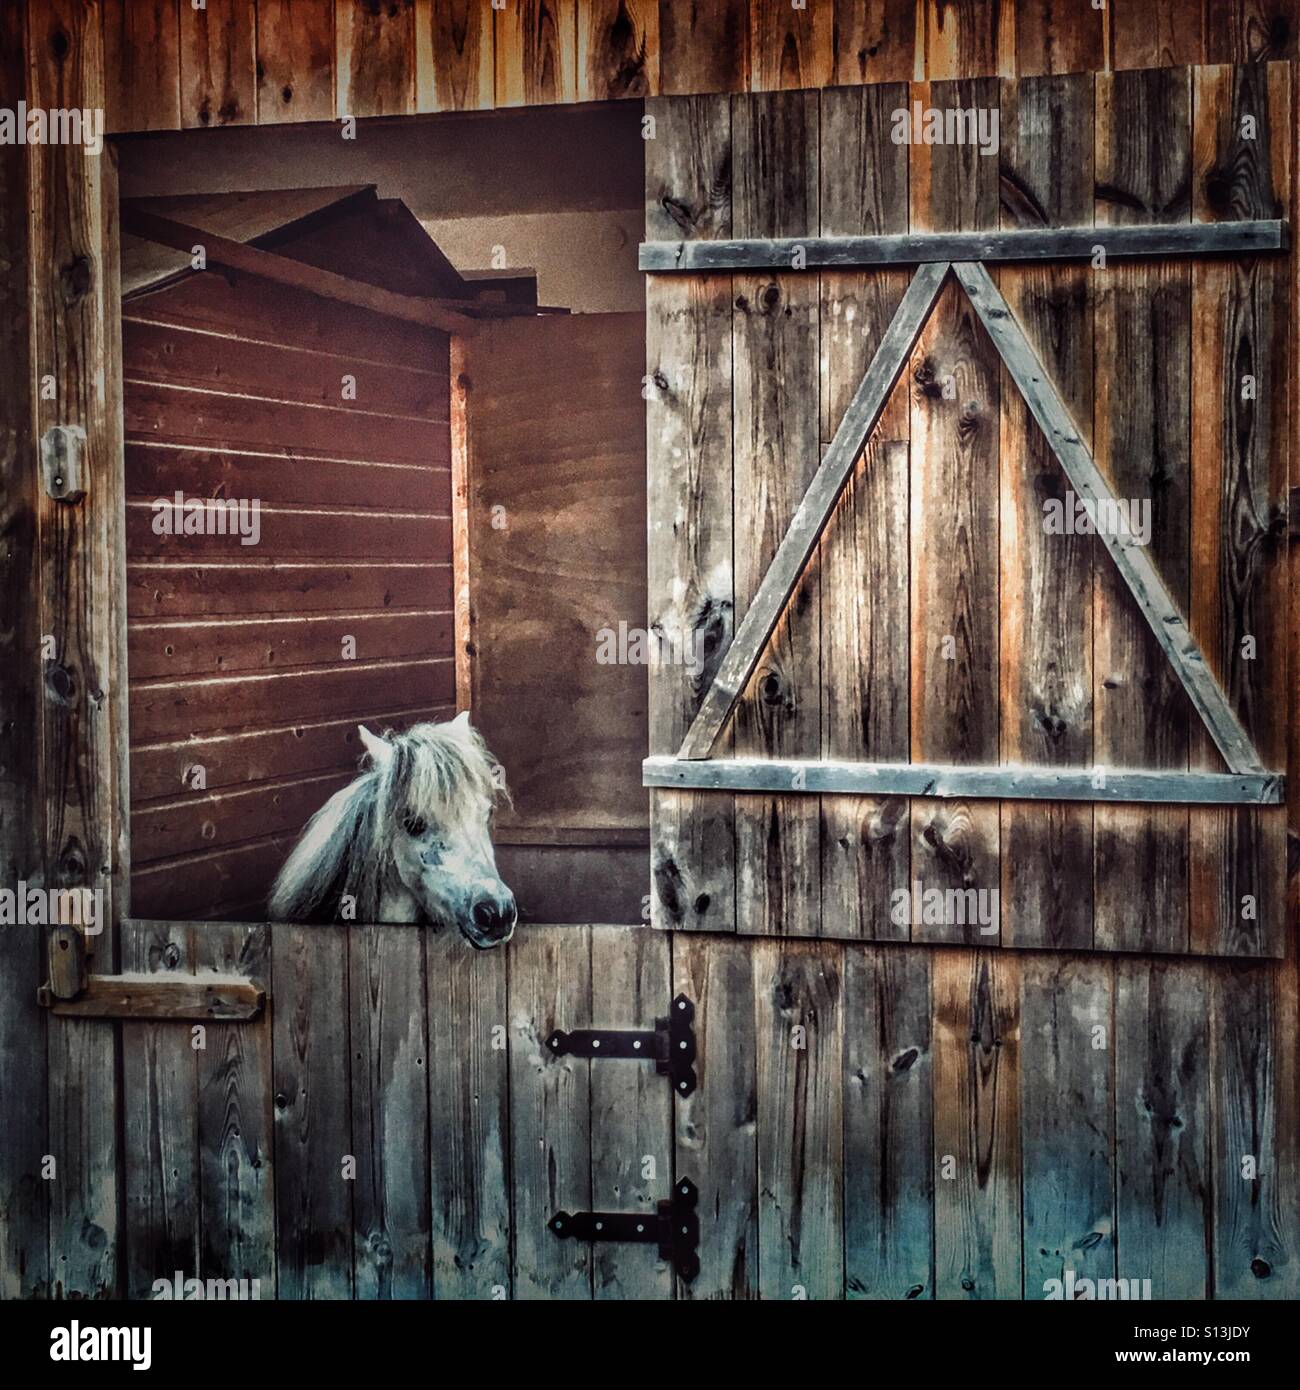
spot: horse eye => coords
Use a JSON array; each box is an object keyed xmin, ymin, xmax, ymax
[{"xmin": 403, "ymin": 813, "xmax": 426, "ymax": 838}]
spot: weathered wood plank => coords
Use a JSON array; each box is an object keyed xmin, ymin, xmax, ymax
[
  {"xmin": 645, "ymin": 95, "xmax": 736, "ymax": 935},
  {"xmin": 1012, "ymin": 0, "xmax": 1105, "ymax": 76},
  {"xmin": 671, "ymin": 932, "xmax": 758, "ymax": 1299},
  {"xmin": 925, "ymin": 0, "xmax": 1013, "ymax": 79},
  {"xmin": 1189, "ymin": 62, "xmax": 1290, "ymax": 958},
  {"xmin": 754, "ymin": 938, "xmax": 844, "ymax": 1298},
  {"xmin": 1019, "ymin": 954, "xmax": 1115, "ymax": 1298},
  {"xmin": 494, "ymin": 0, "xmax": 577, "ymax": 107},
  {"xmin": 682, "ymin": 262, "xmax": 946, "ymax": 761},
  {"xmin": 179, "ymin": 0, "xmax": 255, "ymax": 129},
  {"xmin": 908, "ymin": 76, "xmax": 1000, "ymax": 948},
  {"xmin": 843, "ymin": 944, "xmax": 933, "ymax": 1298},
  {"xmin": 577, "ymin": 0, "xmax": 657, "ymax": 100},
  {"xmin": 48, "ymin": 972, "xmax": 264, "ymax": 1019},
  {"xmin": 819, "ymin": 83, "xmax": 911, "ymax": 942},
  {"xmin": 1210, "ymin": 960, "xmax": 1296, "ymax": 1297},
  {"xmin": 1202, "ymin": 0, "xmax": 1298, "ymax": 62},
  {"xmin": 747, "ymin": 0, "xmax": 833, "ymax": 91},
  {"xmin": 272, "ymin": 924, "xmax": 352, "ymax": 1298},
  {"xmin": 1114, "ymin": 957, "xmax": 1211, "ymax": 1299},
  {"xmin": 427, "ymin": 926, "xmax": 511, "ymax": 1299},
  {"xmin": 657, "ymin": 0, "xmax": 748, "ymax": 95},
  {"xmin": 0, "ymin": 0, "xmax": 48, "ymax": 1299},
  {"xmin": 194, "ymin": 922, "xmax": 275, "ymax": 1294},
  {"xmin": 731, "ymin": 91, "xmax": 821, "ymax": 938},
  {"xmin": 645, "ymin": 757, "xmax": 1284, "ymax": 805},
  {"xmin": 997, "ymin": 73, "xmax": 1094, "ymax": 950},
  {"xmin": 348, "ymin": 924, "xmax": 431, "ymax": 1298},
  {"xmin": 256, "ymin": 0, "xmax": 336, "ymax": 125},
  {"xmin": 590, "ymin": 927, "xmax": 674, "ymax": 1298},
  {"xmin": 103, "ymin": 0, "xmax": 181, "ymax": 133},
  {"xmin": 1110, "ymin": 0, "xmax": 1205, "ymax": 68},
  {"xmin": 932, "ymin": 950, "xmax": 1021, "ymax": 1299},
  {"xmin": 1092, "ymin": 67, "xmax": 1193, "ymax": 954},
  {"xmin": 336, "ymin": 0, "xmax": 415, "ymax": 117},
  {"xmin": 415, "ymin": 0, "xmax": 493, "ymax": 111},
  {"xmin": 30, "ymin": 0, "xmax": 120, "ymax": 1297},
  {"xmin": 508, "ymin": 925, "xmax": 592, "ymax": 1299},
  {"xmin": 121, "ymin": 920, "xmax": 198, "ymax": 1299},
  {"xmin": 640, "ymin": 220, "xmax": 1287, "ymax": 271},
  {"xmin": 830, "ymin": 0, "xmax": 921, "ymax": 85}
]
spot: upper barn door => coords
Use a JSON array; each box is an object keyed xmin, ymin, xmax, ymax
[
  {"xmin": 643, "ymin": 67, "xmax": 1291, "ymax": 957},
  {"xmin": 454, "ymin": 311, "xmax": 650, "ymax": 924}
]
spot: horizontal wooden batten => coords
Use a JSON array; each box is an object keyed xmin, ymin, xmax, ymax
[
  {"xmin": 643, "ymin": 758, "xmax": 1285, "ymax": 805},
  {"xmin": 640, "ymin": 220, "xmax": 1287, "ymax": 272},
  {"xmin": 39, "ymin": 972, "xmax": 265, "ymax": 1021}
]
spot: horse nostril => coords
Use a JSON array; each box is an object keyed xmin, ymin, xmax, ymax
[{"xmin": 473, "ymin": 899, "xmax": 498, "ymax": 930}]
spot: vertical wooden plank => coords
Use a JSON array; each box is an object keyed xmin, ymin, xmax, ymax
[
  {"xmin": 102, "ymin": 0, "xmax": 181, "ymax": 133},
  {"xmin": 1203, "ymin": 0, "xmax": 1298, "ymax": 62},
  {"xmin": 747, "ymin": 0, "xmax": 833, "ymax": 91},
  {"xmin": 645, "ymin": 94, "xmax": 735, "ymax": 935},
  {"xmin": 926, "ymin": 0, "xmax": 1015, "ymax": 79},
  {"xmin": 819, "ymin": 83, "xmax": 911, "ymax": 942},
  {"xmin": 1190, "ymin": 62, "xmax": 1289, "ymax": 958},
  {"xmin": 348, "ymin": 925, "xmax": 431, "ymax": 1298},
  {"xmin": 256, "ymin": 0, "xmax": 336, "ymax": 125},
  {"xmin": 272, "ymin": 923, "xmax": 353, "ymax": 1299},
  {"xmin": 415, "ymin": 0, "xmax": 494, "ymax": 111},
  {"xmin": 1019, "ymin": 954, "xmax": 1115, "ymax": 1298},
  {"xmin": 589, "ymin": 927, "xmax": 673, "ymax": 1298},
  {"xmin": 843, "ymin": 944, "xmax": 933, "ymax": 1298},
  {"xmin": 494, "ymin": 0, "xmax": 577, "ymax": 107},
  {"xmin": 336, "ymin": 0, "xmax": 416, "ymax": 118},
  {"xmin": 29, "ymin": 0, "xmax": 121, "ymax": 1298},
  {"xmin": 121, "ymin": 920, "xmax": 199, "ymax": 1300},
  {"xmin": 195, "ymin": 922, "xmax": 275, "ymax": 1294},
  {"xmin": 1110, "ymin": 0, "xmax": 1206, "ymax": 68},
  {"xmin": 428, "ymin": 926, "xmax": 511, "ymax": 1299},
  {"xmin": 733, "ymin": 89, "xmax": 821, "ymax": 939},
  {"xmin": 908, "ymin": 76, "xmax": 1001, "ymax": 946},
  {"xmin": 672, "ymin": 932, "xmax": 758, "ymax": 1299},
  {"xmin": 508, "ymin": 924, "xmax": 592, "ymax": 1299},
  {"xmin": 1114, "ymin": 957, "xmax": 1210, "ymax": 1299},
  {"xmin": 658, "ymin": 0, "xmax": 748, "ymax": 95},
  {"xmin": 179, "ymin": 0, "xmax": 256, "ymax": 128},
  {"xmin": 831, "ymin": 0, "xmax": 922, "ymax": 85},
  {"xmin": 1210, "ymin": 959, "xmax": 1296, "ymax": 1297},
  {"xmin": 1092, "ymin": 67, "xmax": 1192, "ymax": 954},
  {"xmin": 931, "ymin": 949, "xmax": 1022, "ymax": 1299},
  {"xmin": 1012, "ymin": 0, "xmax": 1104, "ymax": 76},
  {"xmin": 754, "ymin": 937, "xmax": 844, "ymax": 1299},
  {"xmin": 998, "ymin": 73, "xmax": 1095, "ymax": 950},
  {"xmin": 577, "ymin": 0, "xmax": 658, "ymax": 100},
  {"xmin": 0, "ymin": 0, "xmax": 48, "ymax": 1301}
]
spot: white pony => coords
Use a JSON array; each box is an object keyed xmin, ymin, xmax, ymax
[{"xmin": 268, "ymin": 713, "xmax": 517, "ymax": 948}]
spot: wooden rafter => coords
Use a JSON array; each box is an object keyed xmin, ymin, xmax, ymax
[
  {"xmin": 640, "ymin": 220, "xmax": 1287, "ymax": 272},
  {"xmin": 661, "ymin": 258, "xmax": 1278, "ymax": 803}
]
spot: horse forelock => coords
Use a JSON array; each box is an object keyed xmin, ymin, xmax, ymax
[{"xmin": 373, "ymin": 722, "xmax": 503, "ymax": 831}]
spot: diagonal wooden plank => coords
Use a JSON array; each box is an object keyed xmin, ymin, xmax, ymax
[
  {"xmin": 953, "ymin": 260, "xmax": 1267, "ymax": 777},
  {"xmin": 679, "ymin": 260, "xmax": 950, "ymax": 760}
]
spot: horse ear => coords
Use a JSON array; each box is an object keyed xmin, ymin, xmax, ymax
[
  {"xmin": 358, "ymin": 725, "xmax": 392, "ymax": 768},
  {"xmin": 448, "ymin": 710, "xmax": 473, "ymax": 739}
]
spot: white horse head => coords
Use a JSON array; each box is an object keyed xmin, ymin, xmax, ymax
[{"xmin": 268, "ymin": 712, "xmax": 517, "ymax": 948}]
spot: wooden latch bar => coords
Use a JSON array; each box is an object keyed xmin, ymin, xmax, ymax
[{"xmin": 37, "ymin": 972, "xmax": 265, "ymax": 1021}]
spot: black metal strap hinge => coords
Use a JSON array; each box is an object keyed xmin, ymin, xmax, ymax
[
  {"xmin": 546, "ymin": 993, "xmax": 696, "ymax": 1097},
  {"xmin": 549, "ymin": 1177, "xmax": 700, "ymax": 1282}
]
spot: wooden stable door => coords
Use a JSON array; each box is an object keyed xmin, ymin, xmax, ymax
[{"xmin": 643, "ymin": 69, "xmax": 1292, "ymax": 957}]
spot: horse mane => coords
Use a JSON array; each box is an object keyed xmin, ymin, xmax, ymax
[{"xmin": 268, "ymin": 719, "xmax": 505, "ymax": 923}]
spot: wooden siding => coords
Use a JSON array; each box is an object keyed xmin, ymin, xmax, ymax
[
  {"xmin": 107, "ymin": 920, "xmax": 1300, "ymax": 1300},
  {"xmin": 99, "ymin": 2, "xmax": 1300, "ymax": 134},
  {"xmin": 124, "ymin": 264, "xmax": 454, "ymax": 920},
  {"xmin": 646, "ymin": 66, "xmax": 1292, "ymax": 957}
]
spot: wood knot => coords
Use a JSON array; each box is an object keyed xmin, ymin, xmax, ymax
[
  {"xmin": 760, "ymin": 283, "xmax": 781, "ymax": 312},
  {"xmin": 49, "ymin": 26, "xmax": 70, "ymax": 61},
  {"xmin": 60, "ymin": 255, "xmax": 93, "ymax": 304},
  {"xmin": 44, "ymin": 662, "xmax": 75, "ymax": 704}
]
